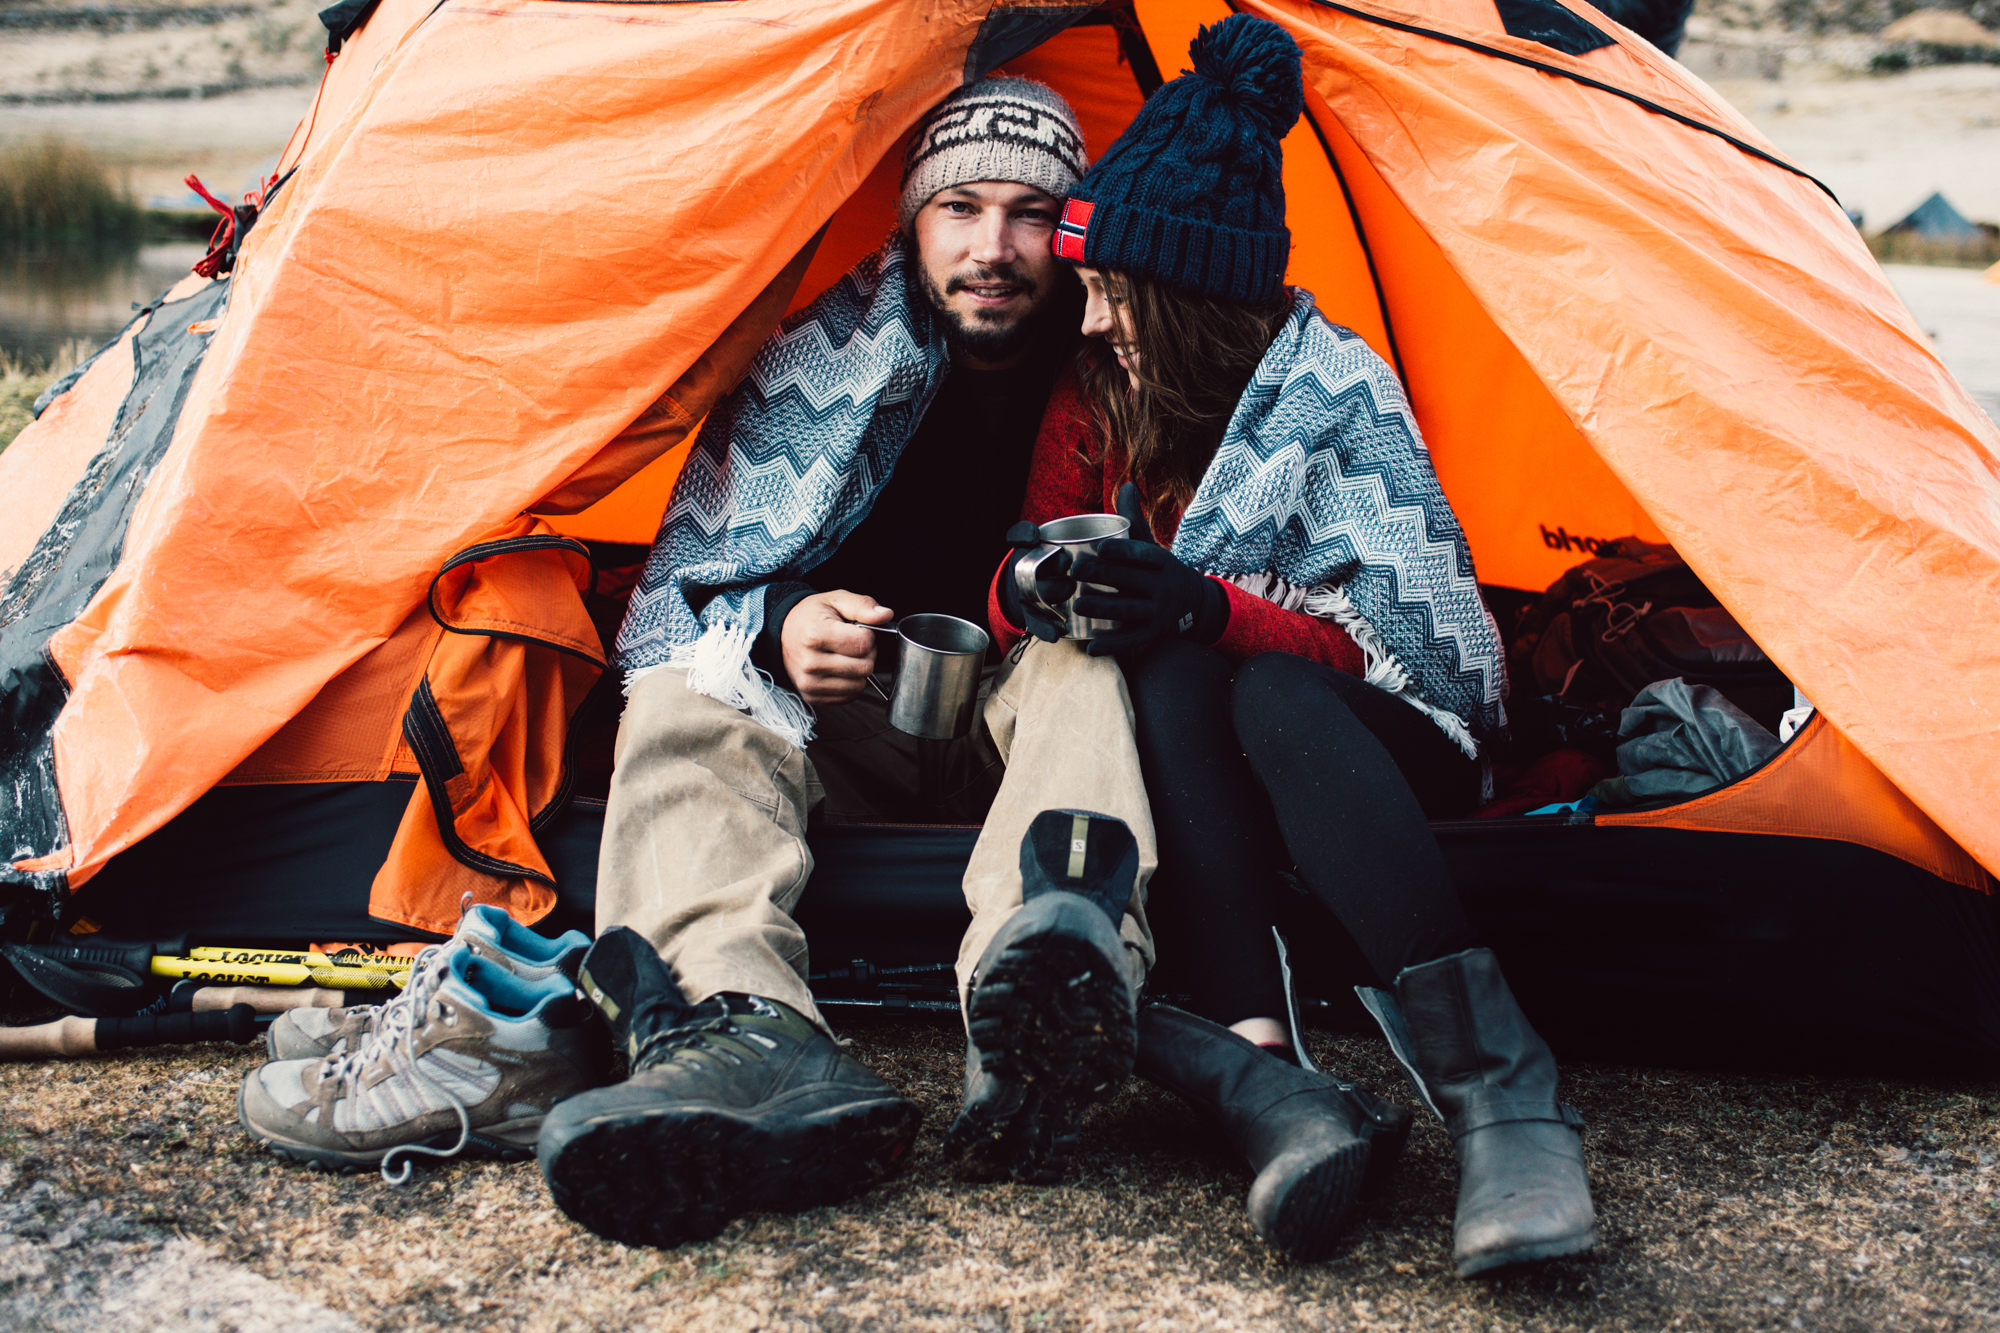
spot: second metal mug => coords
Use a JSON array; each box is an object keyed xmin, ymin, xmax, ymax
[
  {"xmin": 1012, "ymin": 513, "xmax": 1131, "ymax": 640},
  {"xmin": 872, "ymin": 613, "xmax": 990, "ymax": 740}
]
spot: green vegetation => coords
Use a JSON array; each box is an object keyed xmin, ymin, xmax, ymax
[
  {"xmin": 1871, "ymin": 40, "xmax": 2000, "ymax": 69},
  {"xmin": 1867, "ymin": 228, "xmax": 2000, "ymax": 267},
  {"xmin": 0, "ymin": 344, "xmax": 84, "ymax": 453},
  {"xmin": 1756, "ymin": 0, "xmax": 2000, "ymax": 36},
  {"xmin": 0, "ymin": 136, "xmax": 141, "ymax": 246}
]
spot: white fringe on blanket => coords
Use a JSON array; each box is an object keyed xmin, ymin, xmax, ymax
[
  {"xmin": 624, "ymin": 622, "xmax": 817, "ymax": 751},
  {"xmin": 1224, "ymin": 572, "xmax": 1481, "ymax": 761}
]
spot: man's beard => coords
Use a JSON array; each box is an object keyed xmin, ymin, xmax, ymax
[{"xmin": 916, "ymin": 255, "xmax": 1053, "ymax": 364}]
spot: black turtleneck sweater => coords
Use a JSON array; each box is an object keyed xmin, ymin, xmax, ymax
[{"xmin": 750, "ymin": 344, "xmax": 1066, "ymax": 686}]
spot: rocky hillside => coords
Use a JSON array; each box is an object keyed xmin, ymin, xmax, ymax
[
  {"xmin": 1697, "ymin": 0, "xmax": 1999, "ymax": 31},
  {"xmin": 0, "ymin": 0, "xmax": 324, "ymax": 104}
]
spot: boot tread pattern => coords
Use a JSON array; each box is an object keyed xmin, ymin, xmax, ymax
[
  {"xmin": 948, "ymin": 929, "xmax": 1136, "ymax": 1180},
  {"xmin": 541, "ymin": 1097, "xmax": 920, "ymax": 1249}
]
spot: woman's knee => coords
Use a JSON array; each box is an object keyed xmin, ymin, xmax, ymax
[
  {"xmin": 1124, "ymin": 637, "xmax": 1233, "ymax": 735},
  {"xmin": 1231, "ymin": 652, "xmax": 1366, "ymax": 756}
]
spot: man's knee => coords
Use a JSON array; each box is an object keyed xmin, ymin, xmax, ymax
[{"xmin": 611, "ymin": 669, "xmax": 814, "ymax": 817}]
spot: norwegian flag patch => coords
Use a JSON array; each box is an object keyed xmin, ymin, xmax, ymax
[{"xmin": 1053, "ymin": 198, "xmax": 1093, "ymax": 261}]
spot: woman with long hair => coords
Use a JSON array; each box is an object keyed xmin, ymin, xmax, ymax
[{"xmin": 988, "ymin": 16, "xmax": 1596, "ymax": 1277}]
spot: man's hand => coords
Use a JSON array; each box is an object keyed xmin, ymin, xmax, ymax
[{"xmin": 781, "ymin": 590, "xmax": 893, "ymax": 704}]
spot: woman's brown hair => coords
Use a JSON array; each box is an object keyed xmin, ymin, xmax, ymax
[{"xmin": 1076, "ymin": 270, "xmax": 1293, "ymax": 523}]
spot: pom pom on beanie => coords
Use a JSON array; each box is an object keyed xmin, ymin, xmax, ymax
[
  {"xmin": 1054, "ymin": 14, "xmax": 1303, "ymax": 303},
  {"xmin": 1189, "ymin": 12, "xmax": 1305, "ymax": 140}
]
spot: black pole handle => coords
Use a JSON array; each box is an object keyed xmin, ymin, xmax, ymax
[{"xmin": 95, "ymin": 1003, "xmax": 258, "ymax": 1051}]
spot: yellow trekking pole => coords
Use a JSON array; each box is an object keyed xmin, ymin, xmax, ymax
[
  {"xmin": 149, "ymin": 955, "xmax": 409, "ymax": 989},
  {"xmin": 187, "ymin": 946, "xmax": 417, "ymax": 972}
]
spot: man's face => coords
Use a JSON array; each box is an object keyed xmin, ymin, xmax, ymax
[{"xmin": 910, "ymin": 181, "xmax": 1064, "ymax": 368}]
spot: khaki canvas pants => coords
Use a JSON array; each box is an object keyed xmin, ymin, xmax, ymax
[{"xmin": 596, "ymin": 639, "xmax": 1155, "ymax": 1032}]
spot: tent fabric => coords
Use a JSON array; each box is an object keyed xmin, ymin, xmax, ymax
[{"xmin": 2, "ymin": 0, "xmax": 1996, "ymax": 934}]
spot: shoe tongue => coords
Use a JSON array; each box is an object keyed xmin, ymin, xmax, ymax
[{"xmin": 1019, "ymin": 810, "xmax": 1136, "ymax": 927}]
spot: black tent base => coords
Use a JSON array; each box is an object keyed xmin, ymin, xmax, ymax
[
  {"xmin": 66, "ymin": 778, "xmax": 602, "ymax": 946},
  {"xmin": 56, "ymin": 783, "xmax": 2000, "ymax": 1075}
]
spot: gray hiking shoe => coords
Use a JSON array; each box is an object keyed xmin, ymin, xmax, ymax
[
  {"xmin": 239, "ymin": 949, "xmax": 604, "ymax": 1180},
  {"xmin": 265, "ymin": 904, "xmax": 588, "ymax": 1061},
  {"xmin": 537, "ymin": 928, "xmax": 921, "ymax": 1249}
]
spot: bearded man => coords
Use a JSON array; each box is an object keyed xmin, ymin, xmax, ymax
[{"xmin": 536, "ymin": 79, "xmax": 1160, "ymax": 1248}]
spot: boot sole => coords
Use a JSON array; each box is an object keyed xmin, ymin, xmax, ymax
[
  {"xmin": 1456, "ymin": 1225, "xmax": 1600, "ymax": 1278},
  {"xmin": 948, "ymin": 917, "xmax": 1135, "ymax": 1180},
  {"xmin": 1254, "ymin": 1138, "xmax": 1373, "ymax": 1263},
  {"xmin": 538, "ymin": 1094, "xmax": 922, "ymax": 1249}
]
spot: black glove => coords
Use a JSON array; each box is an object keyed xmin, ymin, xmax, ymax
[
  {"xmin": 998, "ymin": 520, "xmax": 1073, "ymax": 644},
  {"xmin": 1070, "ymin": 484, "xmax": 1228, "ymax": 656}
]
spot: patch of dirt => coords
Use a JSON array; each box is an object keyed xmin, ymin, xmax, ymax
[{"xmin": 3, "ymin": 1009, "xmax": 1998, "ymax": 1332}]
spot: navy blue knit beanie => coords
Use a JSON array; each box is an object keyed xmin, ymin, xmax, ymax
[{"xmin": 1054, "ymin": 14, "xmax": 1303, "ymax": 303}]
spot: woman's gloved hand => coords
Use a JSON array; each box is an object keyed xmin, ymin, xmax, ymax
[
  {"xmin": 999, "ymin": 521, "xmax": 1074, "ymax": 644},
  {"xmin": 1070, "ymin": 484, "xmax": 1228, "ymax": 656}
]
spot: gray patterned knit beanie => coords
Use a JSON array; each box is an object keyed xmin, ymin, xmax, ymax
[{"xmin": 897, "ymin": 78, "xmax": 1087, "ymax": 231}]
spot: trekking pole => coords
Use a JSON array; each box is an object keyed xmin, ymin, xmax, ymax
[
  {"xmin": 187, "ymin": 946, "xmax": 417, "ymax": 970},
  {"xmin": 0, "ymin": 1004, "xmax": 259, "ymax": 1061},
  {"xmin": 148, "ymin": 955, "xmax": 407, "ymax": 989},
  {"xmin": 166, "ymin": 983, "xmax": 355, "ymax": 1015}
]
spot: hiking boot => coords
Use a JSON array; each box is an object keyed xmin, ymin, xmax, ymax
[
  {"xmin": 1135, "ymin": 1002, "xmax": 1412, "ymax": 1261},
  {"xmin": 536, "ymin": 928, "xmax": 921, "ymax": 1249},
  {"xmin": 266, "ymin": 904, "xmax": 588, "ymax": 1061},
  {"xmin": 1367, "ymin": 947, "xmax": 1598, "ymax": 1277},
  {"xmin": 943, "ymin": 810, "xmax": 1140, "ymax": 1181},
  {"xmin": 238, "ymin": 950, "xmax": 604, "ymax": 1180}
]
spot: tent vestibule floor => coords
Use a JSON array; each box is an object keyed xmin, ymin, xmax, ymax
[{"xmin": 3, "ymin": 1006, "xmax": 1996, "ymax": 1332}]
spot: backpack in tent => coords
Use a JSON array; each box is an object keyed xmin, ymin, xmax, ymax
[
  {"xmin": 3, "ymin": 0, "xmax": 1997, "ymax": 1070},
  {"xmin": 1507, "ymin": 536, "xmax": 1795, "ymax": 738}
]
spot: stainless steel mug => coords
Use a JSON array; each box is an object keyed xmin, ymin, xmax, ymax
[
  {"xmin": 1012, "ymin": 513, "xmax": 1131, "ymax": 640},
  {"xmin": 878, "ymin": 613, "xmax": 989, "ymax": 740}
]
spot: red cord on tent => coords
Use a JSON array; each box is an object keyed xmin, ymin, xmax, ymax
[{"xmin": 185, "ymin": 173, "xmax": 271, "ymax": 279}]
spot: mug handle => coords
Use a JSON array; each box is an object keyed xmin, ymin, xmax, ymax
[{"xmin": 1012, "ymin": 544, "xmax": 1069, "ymax": 616}]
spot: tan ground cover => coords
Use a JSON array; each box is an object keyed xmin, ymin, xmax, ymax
[{"xmin": 3, "ymin": 1007, "xmax": 1997, "ymax": 1332}]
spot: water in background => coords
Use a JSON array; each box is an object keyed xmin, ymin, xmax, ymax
[{"xmin": 0, "ymin": 241, "xmax": 208, "ymax": 367}]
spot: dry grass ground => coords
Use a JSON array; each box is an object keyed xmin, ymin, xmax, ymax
[{"xmin": 4, "ymin": 1006, "xmax": 1998, "ymax": 1332}]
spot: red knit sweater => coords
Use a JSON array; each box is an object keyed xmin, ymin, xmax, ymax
[{"xmin": 987, "ymin": 366, "xmax": 1365, "ymax": 676}]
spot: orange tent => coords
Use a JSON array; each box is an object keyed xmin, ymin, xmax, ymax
[{"xmin": 3, "ymin": 0, "xmax": 1995, "ymax": 944}]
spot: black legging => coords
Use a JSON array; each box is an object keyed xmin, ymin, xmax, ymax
[{"xmin": 1126, "ymin": 640, "xmax": 1480, "ymax": 1026}]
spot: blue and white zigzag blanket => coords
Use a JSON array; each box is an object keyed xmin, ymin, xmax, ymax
[
  {"xmin": 616, "ymin": 249, "xmax": 1504, "ymax": 754},
  {"xmin": 614, "ymin": 242, "xmax": 948, "ymax": 746},
  {"xmin": 1177, "ymin": 291, "xmax": 1506, "ymax": 753}
]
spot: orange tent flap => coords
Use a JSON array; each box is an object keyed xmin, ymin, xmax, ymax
[
  {"xmin": 40, "ymin": 0, "xmax": 1003, "ymax": 888},
  {"xmin": 1599, "ymin": 714, "xmax": 1995, "ymax": 895},
  {"xmin": 1257, "ymin": 0, "xmax": 2000, "ymax": 874},
  {"xmin": 1306, "ymin": 92, "xmax": 1666, "ymax": 591},
  {"xmin": 225, "ymin": 597, "xmax": 441, "ymax": 785}
]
